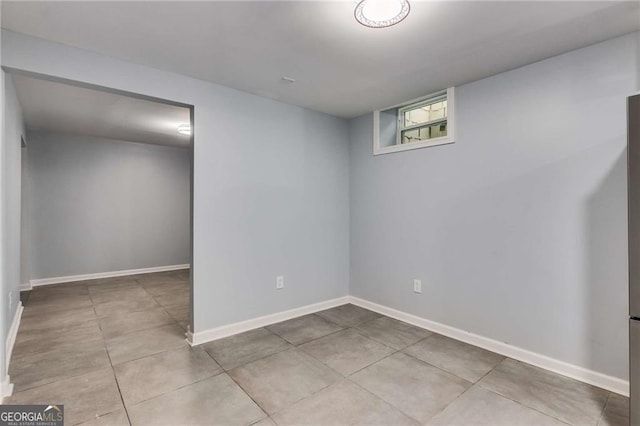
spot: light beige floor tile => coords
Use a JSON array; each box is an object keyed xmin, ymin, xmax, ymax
[
  {"xmin": 272, "ymin": 380, "xmax": 419, "ymax": 426},
  {"xmin": 479, "ymin": 358, "xmax": 609, "ymax": 425},
  {"xmin": 115, "ymin": 346, "xmax": 223, "ymax": 406},
  {"xmin": 6, "ymin": 368, "xmax": 123, "ymax": 426},
  {"xmin": 229, "ymin": 348, "xmax": 341, "ymax": 415},
  {"xmin": 90, "ymin": 287, "xmax": 151, "ymax": 305},
  {"xmin": 599, "ymin": 393, "xmax": 630, "ymax": 426},
  {"xmin": 27, "ymin": 285, "xmax": 89, "ymax": 302},
  {"xmin": 19, "ymin": 306, "xmax": 97, "ymax": 333},
  {"xmin": 10, "ymin": 339, "xmax": 111, "ymax": 392},
  {"xmin": 250, "ymin": 417, "xmax": 276, "ymax": 426},
  {"xmin": 152, "ymin": 290, "xmax": 189, "ymax": 308},
  {"xmin": 28, "ymin": 281, "xmax": 88, "ymax": 295},
  {"xmin": 356, "ymin": 406, "xmax": 423, "ymax": 426},
  {"xmin": 77, "ymin": 409, "xmax": 130, "ymax": 426},
  {"xmin": 404, "ymin": 334, "xmax": 504, "ymax": 382},
  {"xmin": 316, "ymin": 304, "xmax": 381, "ymax": 327},
  {"xmin": 98, "ymin": 308, "xmax": 175, "ymax": 339},
  {"xmin": 356, "ymin": 316, "xmax": 431, "ymax": 350},
  {"xmin": 24, "ymin": 294, "xmax": 93, "ymax": 314},
  {"xmin": 163, "ymin": 304, "xmax": 189, "ymax": 322},
  {"xmin": 105, "ymin": 324, "xmax": 186, "ymax": 365},
  {"xmin": 142, "ymin": 281, "xmax": 189, "ymax": 297},
  {"xmin": 12, "ymin": 321, "xmax": 103, "ymax": 359},
  {"xmin": 351, "ymin": 352, "xmax": 470, "ymax": 423},
  {"xmin": 127, "ymin": 374, "xmax": 265, "ymax": 426},
  {"xmin": 299, "ymin": 329, "xmax": 395, "ymax": 376},
  {"xmin": 137, "ymin": 274, "xmax": 186, "ymax": 287},
  {"xmin": 201, "ymin": 328, "xmax": 291, "ymax": 370},
  {"xmin": 83, "ymin": 276, "xmax": 140, "ymax": 287},
  {"xmin": 87, "ymin": 280, "xmax": 140, "ymax": 294},
  {"xmin": 428, "ymin": 385, "xmax": 566, "ymax": 425},
  {"xmin": 93, "ymin": 297, "xmax": 160, "ymax": 318},
  {"xmin": 266, "ymin": 314, "xmax": 344, "ymax": 345}
]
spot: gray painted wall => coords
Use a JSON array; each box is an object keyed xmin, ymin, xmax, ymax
[
  {"xmin": 26, "ymin": 132, "xmax": 191, "ymax": 279},
  {"xmin": 1, "ymin": 29, "xmax": 351, "ymax": 334},
  {"xmin": 349, "ymin": 33, "xmax": 638, "ymax": 381},
  {"xmin": 5, "ymin": 26, "xmax": 635, "ymax": 385},
  {"xmin": 1, "ymin": 71, "xmax": 26, "ymax": 387}
]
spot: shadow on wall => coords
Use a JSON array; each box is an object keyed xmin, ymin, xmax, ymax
[{"xmin": 586, "ymin": 146, "xmax": 628, "ymax": 415}]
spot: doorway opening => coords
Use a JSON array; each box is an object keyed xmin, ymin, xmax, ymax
[{"xmin": 5, "ymin": 70, "xmax": 195, "ymax": 392}]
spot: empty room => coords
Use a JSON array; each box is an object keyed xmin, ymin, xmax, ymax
[{"xmin": 0, "ymin": 1, "xmax": 638, "ymax": 425}]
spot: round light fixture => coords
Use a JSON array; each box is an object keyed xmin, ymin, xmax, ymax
[
  {"xmin": 177, "ymin": 124, "xmax": 192, "ymax": 135},
  {"xmin": 354, "ymin": 0, "xmax": 410, "ymax": 28}
]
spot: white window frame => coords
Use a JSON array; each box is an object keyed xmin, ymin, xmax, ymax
[{"xmin": 373, "ymin": 87, "xmax": 455, "ymax": 156}]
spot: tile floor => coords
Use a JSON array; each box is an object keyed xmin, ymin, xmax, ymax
[{"xmin": 5, "ymin": 272, "xmax": 629, "ymax": 425}]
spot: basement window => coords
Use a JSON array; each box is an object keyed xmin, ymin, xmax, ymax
[{"xmin": 373, "ymin": 87, "xmax": 455, "ymax": 155}]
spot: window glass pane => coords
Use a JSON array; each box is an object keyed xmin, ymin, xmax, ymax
[
  {"xmin": 401, "ymin": 122, "xmax": 447, "ymax": 144},
  {"xmin": 403, "ymin": 98, "xmax": 447, "ymax": 127}
]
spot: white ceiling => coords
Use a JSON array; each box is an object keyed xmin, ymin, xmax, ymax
[
  {"xmin": 2, "ymin": 1, "xmax": 639, "ymax": 118},
  {"xmin": 11, "ymin": 74, "xmax": 191, "ymax": 147}
]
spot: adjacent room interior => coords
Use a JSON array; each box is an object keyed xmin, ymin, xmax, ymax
[{"xmin": 0, "ymin": 1, "xmax": 638, "ymax": 425}]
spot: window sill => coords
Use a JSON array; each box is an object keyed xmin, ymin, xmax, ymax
[{"xmin": 373, "ymin": 136, "xmax": 454, "ymax": 156}]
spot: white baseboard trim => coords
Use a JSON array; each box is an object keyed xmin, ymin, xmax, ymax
[
  {"xmin": 5, "ymin": 301, "xmax": 23, "ymax": 374},
  {"xmin": 4, "ymin": 300, "xmax": 23, "ymax": 400},
  {"xmin": 349, "ymin": 296, "xmax": 629, "ymax": 396},
  {"xmin": 29, "ymin": 264, "xmax": 190, "ymax": 287},
  {"xmin": 20, "ymin": 283, "xmax": 32, "ymax": 292},
  {"xmin": 1, "ymin": 375, "xmax": 13, "ymax": 402},
  {"xmin": 188, "ymin": 296, "xmax": 350, "ymax": 346}
]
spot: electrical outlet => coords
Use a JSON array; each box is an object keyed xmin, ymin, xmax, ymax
[
  {"xmin": 413, "ymin": 279, "xmax": 422, "ymax": 294},
  {"xmin": 276, "ymin": 276, "xmax": 284, "ymax": 290}
]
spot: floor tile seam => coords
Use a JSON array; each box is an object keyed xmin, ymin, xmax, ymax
[
  {"xmin": 102, "ymin": 320, "xmax": 182, "ymax": 342},
  {"xmin": 10, "ymin": 335, "xmax": 106, "ymax": 362},
  {"xmin": 108, "ymin": 340, "xmax": 188, "ymax": 367},
  {"xmin": 399, "ymin": 337, "xmax": 512, "ymax": 384},
  {"xmin": 474, "ymin": 380, "xmax": 577, "ymax": 425},
  {"xmin": 156, "ymin": 300, "xmax": 186, "ymax": 325},
  {"xmin": 99, "ymin": 314, "xmax": 182, "ymax": 341},
  {"xmin": 350, "ymin": 325, "xmax": 433, "ymax": 351},
  {"xmin": 21, "ymin": 302, "xmax": 95, "ymax": 316},
  {"xmin": 278, "ymin": 325, "xmax": 349, "ymax": 347},
  {"xmin": 91, "ymin": 295, "xmax": 161, "ymax": 309},
  {"xmin": 209, "ymin": 343, "xmax": 296, "ymax": 373},
  {"xmin": 286, "ymin": 324, "xmax": 400, "ymax": 378},
  {"xmin": 24, "ymin": 293, "xmax": 92, "ymax": 304},
  {"xmin": 597, "ymin": 392, "xmax": 613, "ymax": 425},
  {"xmin": 94, "ymin": 305, "xmax": 167, "ymax": 319},
  {"xmin": 469, "ymin": 354, "xmax": 507, "ymax": 385},
  {"xmin": 342, "ymin": 375, "xmax": 425, "ymax": 424},
  {"xmin": 10, "ymin": 363, "xmax": 111, "ymax": 395},
  {"xmin": 224, "ymin": 371, "xmax": 271, "ymax": 422},
  {"xmin": 196, "ymin": 326, "xmax": 293, "ymax": 370},
  {"xmin": 295, "ymin": 326, "xmax": 398, "ymax": 355},
  {"xmin": 313, "ymin": 313, "xmax": 346, "ymax": 328},
  {"xmin": 344, "ymin": 347, "xmax": 403, "ymax": 378},
  {"xmin": 395, "ymin": 346, "xmax": 478, "ymax": 385},
  {"xmin": 118, "ymin": 369, "xmax": 227, "ymax": 409},
  {"xmin": 491, "ymin": 360, "xmax": 613, "ymax": 403},
  {"xmin": 249, "ymin": 416, "xmax": 276, "ymax": 426},
  {"xmin": 70, "ymin": 406, "xmax": 127, "ymax": 426},
  {"xmin": 98, "ymin": 318, "xmax": 134, "ymax": 426},
  {"xmin": 222, "ymin": 346, "xmax": 346, "ymax": 418},
  {"xmin": 427, "ymin": 382, "xmax": 479, "ymax": 422},
  {"xmin": 155, "ymin": 301, "xmax": 189, "ymax": 310}
]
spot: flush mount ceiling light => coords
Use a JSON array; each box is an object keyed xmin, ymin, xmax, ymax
[
  {"xmin": 354, "ymin": 0, "xmax": 410, "ymax": 28},
  {"xmin": 177, "ymin": 124, "xmax": 192, "ymax": 135}
]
